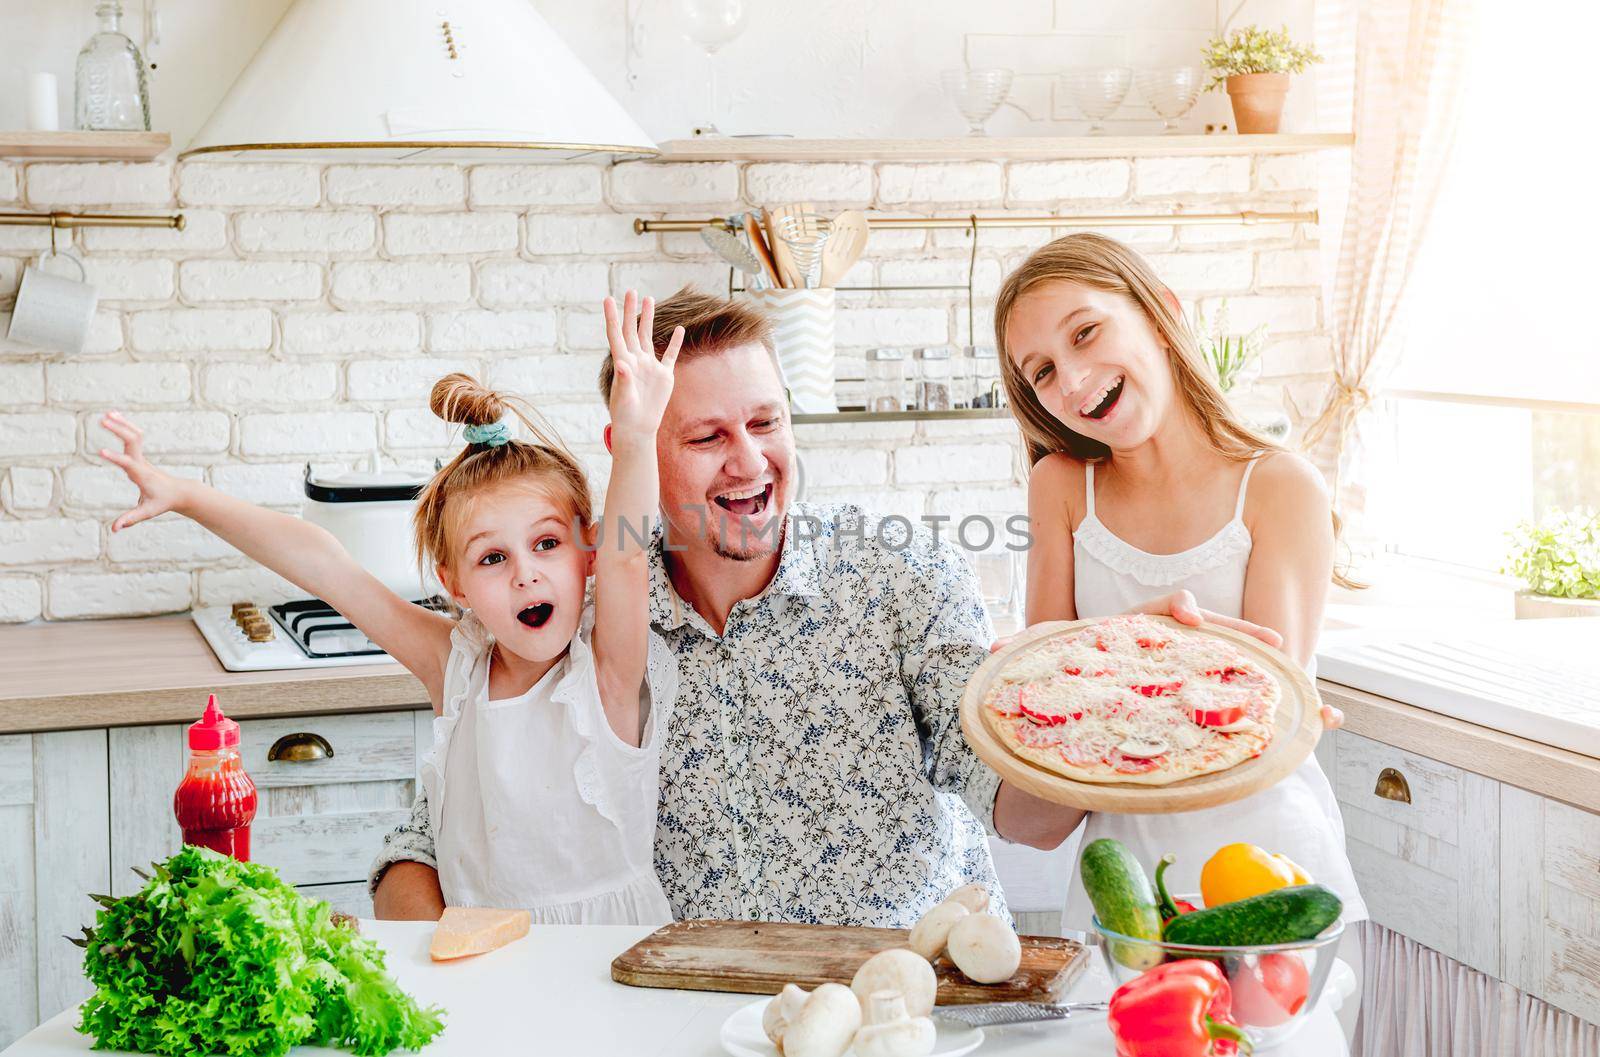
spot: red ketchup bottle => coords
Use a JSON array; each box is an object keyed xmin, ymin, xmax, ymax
[{"xmin": 173, "ymin": 694, "xmax": 259, "ymax": 860}]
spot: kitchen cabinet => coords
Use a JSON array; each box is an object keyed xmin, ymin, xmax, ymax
[
  {"xmin": 0, "ymin": 731, "xmax": 111, "ymax": 1051},
  {"xmin": 1318, "ymin": 728, "xmax": 1600, "ymax": 1032},
  {"xmin": 1501, "ymin": 785, "xmax": 1600, "ymax": 1024},
  {"xmin": 0, "ymin": 708, "xmax": 432, "ymax": 1050}
]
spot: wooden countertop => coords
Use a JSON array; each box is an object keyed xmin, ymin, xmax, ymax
[
  {"xmin": 1320, "ymin": 679, "xmax": 1600, "ymax": 814},
  {"xmin": 0, "ymin": 616, "xmax": 427, "ymax": 735}
]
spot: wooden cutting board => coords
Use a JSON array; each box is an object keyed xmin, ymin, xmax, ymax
[{"xmin": 610, "ymin": 920, "xmax": 1088, "ymax": 1005}]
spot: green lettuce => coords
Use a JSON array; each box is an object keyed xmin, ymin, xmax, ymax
[{"xmin": 73, "ymin": 846, "xmax": 444, "ymax": 1056}]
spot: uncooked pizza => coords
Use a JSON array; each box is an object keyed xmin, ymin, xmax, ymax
[{"xmin": 981, "ymin": 615, "xmax": 1280, "ymax": 785}]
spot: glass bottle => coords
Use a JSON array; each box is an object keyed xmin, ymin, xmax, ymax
[{"xmin": 75, "ymin": 1, "xmax": 150, "ymax": 132}]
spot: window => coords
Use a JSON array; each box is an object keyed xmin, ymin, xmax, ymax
[{"xmin": 1370, "ymin": 0, "xmax": 1599, "ymax": 572}]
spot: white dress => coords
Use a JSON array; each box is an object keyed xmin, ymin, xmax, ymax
[
  {"xmin": 418, "ymin": 603, "xmax": 678, "ymax": 924},
  {"xmin": 1060, "ymin": 458, "xmax": 1368, "ymax": 932}
]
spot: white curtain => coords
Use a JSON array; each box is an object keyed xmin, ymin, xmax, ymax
[
  {"xmin": 1353, "ymin": 922, "xmax": 1600, "ymax": 1057},
  {"xmin": 1301, "ymin": 0, "xmax": 1476, "ymax": 525}
]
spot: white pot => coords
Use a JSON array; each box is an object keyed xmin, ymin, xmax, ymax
[
  {"xmin": 1513, "ymin": 590, "xmax": 1600, "ymax": 619},
  {"xmin": 744, "ymin": 288, "xmax": 837, "ymax": 414}
]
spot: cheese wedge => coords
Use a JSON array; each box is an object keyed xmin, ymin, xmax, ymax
[{"xmin": 428, "ymin": 906, "xmax": 532, "ymax": 961}]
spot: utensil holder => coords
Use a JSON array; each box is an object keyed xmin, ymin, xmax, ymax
[{"xmin": 744, "ymin": 287, "xmax": 838, "ymax": 414}]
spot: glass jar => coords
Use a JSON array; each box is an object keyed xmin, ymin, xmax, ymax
[
  {"xmin": 75, "ymin": 1, "xmax": 150, "ymax": 132},
  {"xmin": 914, "ymin": 345, "xmax": 953, "ymax": 411},
  {"xmin": 865, "ymin": 346, "xmax": 910, "ymax": 412}
]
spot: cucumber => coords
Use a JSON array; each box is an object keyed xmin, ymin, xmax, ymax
[
  {"xmin": 1162, "ymin": 884, "xmax": 1344, "ymax": 946},
  {"xmin": 1080, "ymin": 839, "xmax": 1163, "ymax": 970}
]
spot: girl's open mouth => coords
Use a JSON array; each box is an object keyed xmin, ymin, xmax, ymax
[
  {"xmin": 1081, "ymin": 376, "xmax": 1124, "ymax": 420},
  {"xmin": 713, "ymin": 482, "xmax": 773, "ymax": 518},
  {"xmin": 517, "ymin": 603, "xmax": 554, "ymax": 629}
]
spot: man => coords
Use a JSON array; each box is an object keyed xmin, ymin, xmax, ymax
[{"xmin": 371, "ymin": 287, "xmax": 1068, "ymax": 926}]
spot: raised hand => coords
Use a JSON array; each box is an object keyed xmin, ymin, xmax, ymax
[
  {"xmin": 603, "ymin": 290, "xmax": 684, "ymax": 444},
  {"xmin": 96, "ymin": 410, "xmax": 190, "ymax": 532}
]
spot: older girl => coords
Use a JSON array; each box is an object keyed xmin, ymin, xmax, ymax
[
  {"xmin": 99, "ymin": 292, "xmax": 683, "ymax": 924},
  {"xmin": 994, "ymin": 233, "xmax": 1365, "ymax": 931}
]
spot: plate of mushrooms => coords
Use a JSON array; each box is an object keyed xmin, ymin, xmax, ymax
[{"xmin": 720, "ymin": 884, "xmax": 1026, "ymax": 1057}]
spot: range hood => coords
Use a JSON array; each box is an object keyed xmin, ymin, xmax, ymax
[{"xmin": 181, "ymin": 0, "xmax": 657, "ymax": 161}]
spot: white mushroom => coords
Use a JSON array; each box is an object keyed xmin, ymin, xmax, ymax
[
  {"xmin": 850, "ymin": 948, "xmax": 937, "ymax": 1018},
  {"xmin": 1116, "ymin": 737, "xmax": 1168, "ymax": 759},
  {"xmin": 944, "ymin": 882, "xmax": 991, "ymax": 914},
  {"xmin": 909, "ymin": 900, "xmax": 969, "ymax": 961},
  {"xmin": 763, "ymin": 983, "xmax": 810, "ymax": 1049},
  {"xmin": 853, "ymin": 990, "xmax": 936, "ymax": 1057},
  {"xmin": 946, "ymin": 913, "xmax": 1023, "ymax": 985},
  {"xmin": 780, "ymin": 983, "xmax": 862, "ymax": 1057}
]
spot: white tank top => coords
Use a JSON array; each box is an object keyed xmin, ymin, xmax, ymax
[{"xmin": 1060, "ymin": 457, "xmax": 1367, "ymax": 933}]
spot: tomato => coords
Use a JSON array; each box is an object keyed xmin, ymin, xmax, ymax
[
  {"xmin": 1020, "ymin": 702, "xmax": 1080, "ymax": 726},
  {"xmin": 1135, "ymin": 636, "xmax": 1170, "ymax": 649},
  {"xmin": 1062, "ymin": 666, "xmax": 1082, "ymax": 676},
  {"xmin": 1132, "ymin": 681, "xmax": 1183, "ymax": 697},
  {"xmin": 1230, "ymin": 953, "xmax": 1311, "ymax": 1028},
  {"xmin": 1190, "ymin": 703, "xmax": 1247, "ymax": 727},
  {"xmin": 1111, "ymin": 752, "xmax": 1161, "ymax": 774}
]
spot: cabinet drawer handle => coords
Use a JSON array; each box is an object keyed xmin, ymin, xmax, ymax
[
  {"xmin": 268, "ymin": 732, "xmax": 334, "ymax": 763},
  {"xmin": 1373, "ymin": 767, "xmax": 1411, "ymax": 804}
]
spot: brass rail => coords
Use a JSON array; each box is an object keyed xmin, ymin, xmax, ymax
[
  {"xmin": 634, "ymin": 209, "xmax": 1315, "ymax": 234},
  {"xmin": 0, "ymin": 211, "xmax": 185, "ymax": 230}
]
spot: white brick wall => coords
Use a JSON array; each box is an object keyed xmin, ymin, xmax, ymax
[{"xmin": 1, "ymin": 152, "xmax": 1333, "ymax": 621}]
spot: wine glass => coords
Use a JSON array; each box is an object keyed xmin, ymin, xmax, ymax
[
  {"xmin": 940, "ymin": 68, "xmax": 1014, "ymax": 137},
  {"xmin": 1061, "ymin": 66, "xmax": 1132, "ymax": 135},
  {"xmin": 679, "ymin": 0, "xmax": 751, "ymax": 136},
  {"xmin": 1135, "ymin": 66, "xmax": 1203, "ymax": 134}
]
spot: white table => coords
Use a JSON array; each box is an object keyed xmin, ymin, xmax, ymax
[{"xmin": 2, "ymin": 923, "xmax": 1352, "ymax": 1056}]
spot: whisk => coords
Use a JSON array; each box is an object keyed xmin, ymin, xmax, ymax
[{"xmin": 773, "ymin": 212, "xmax": 834, "ymax": 289}]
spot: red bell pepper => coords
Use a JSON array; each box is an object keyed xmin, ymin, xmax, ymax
[{"xmin": 1108, "ymin": 960, "xmax": 1252, "ymax": 1057}]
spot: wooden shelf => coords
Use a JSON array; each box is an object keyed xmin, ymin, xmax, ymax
[
  {"xmin": 0, "ymin": 130, "xmax": 170, "ymax": 161},
  {"xmin": 656, "ymin": 133, "xmax": 1353, "ymax": 163},
  {"xmin": 791, "ymin": 408, "xmax": 1010, "ymax": 424}
]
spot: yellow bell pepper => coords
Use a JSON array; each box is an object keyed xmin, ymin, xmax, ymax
[{"xmin": 1200, "ymin": 843, "xmax": 1313, "ymax": 907}]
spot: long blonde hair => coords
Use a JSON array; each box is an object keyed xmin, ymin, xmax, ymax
[
  {"xmin": 993, "ymin": 233, "xmax": 1359, "ymax": 589},
  {"xmin": 994, "ymin": 232, "xmax": 1275, "ymax": 468},
  {"xmin": 413, "ymin": 373, "xmax": 592, "ymax": 577}
]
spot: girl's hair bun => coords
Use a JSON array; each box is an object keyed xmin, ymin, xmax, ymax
[{"xmin": 430, "ymin": 372, "xmax": 506, "ymax": 428}]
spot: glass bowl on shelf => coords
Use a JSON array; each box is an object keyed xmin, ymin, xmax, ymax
[
  {"xmin": 1092, "ymin": 908, "xmax": 1345, "ymax": 1052},
  {"xmin": 1135, "ymin": 65, "xmax": 1203, "ymax": 133},
  {"xmin": 940, "ymin": 67, "xmax": 1014, "ymax": 136},
  {"xmin": 1060, "ymin": 65, "xmax": 1133, "ymax": 135}
]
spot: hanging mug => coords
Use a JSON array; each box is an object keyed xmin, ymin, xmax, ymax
[{"xmin": 8, "ymin": 247, "xmax": 99, "ymax": 354}]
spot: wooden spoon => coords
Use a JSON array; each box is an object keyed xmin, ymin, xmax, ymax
[
  {"xmin": 820, "ymin": 210, "xmax": 869, "ymax": 287},
  {"xmin": 742, "ymin": 213, "xmax": 782, "ymax": 289}
]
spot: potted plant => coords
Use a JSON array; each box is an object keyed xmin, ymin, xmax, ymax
[
  {"xmin": 1193, "ymin": 301, "xmax": 1265, "ymax": 393},
  {"xmin": 1202, "ymin": 24, "xmax": 1322, "ymax": 134},
  {"xmin": 1191, "ymin": 302, "xmax": 1288, "ymax": 441},
  {"xmin": 1504, "ymin": 508, "xmax": 1600, "ymax": 619}
]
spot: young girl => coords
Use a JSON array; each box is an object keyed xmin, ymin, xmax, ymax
[
  {"xmin": 993, "ymin": 233, "xmax": 1366, "ymax": 932},
  {"xmin": 99, "ymin": 291, "xmax": 685, "ymax": 925}
]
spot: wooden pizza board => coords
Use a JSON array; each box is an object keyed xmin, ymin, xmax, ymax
[
  {"xmin": 961, "ymin": 615, "xmax": 1322, "ymax": 814},
  {"xmin": 610, "ymin": 920, "xmax": 1087, "ymax": 1005}
]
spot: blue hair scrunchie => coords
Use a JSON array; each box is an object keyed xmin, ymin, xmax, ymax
[{"xmin": 463, "ymin": 421, "xmax": 511, "ymax": 448}]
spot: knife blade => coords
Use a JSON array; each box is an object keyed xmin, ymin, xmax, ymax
[{"xmin": 932, "ymin": 1000, "xmax": 1108, "ymax": 1028}]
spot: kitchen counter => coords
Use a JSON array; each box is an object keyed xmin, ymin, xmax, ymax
[
  {"xmin": 0, "ymin": 615, "xmax": 427, "ymax": 735},
  {"xmin": 0, "ymin": 922, "xmax": 1352, "ymax": 1057}
]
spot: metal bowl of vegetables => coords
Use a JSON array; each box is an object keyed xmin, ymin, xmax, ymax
[{"xmin": 1090, "ymin": 910, "xmax": 1345, "ymax": 1052}]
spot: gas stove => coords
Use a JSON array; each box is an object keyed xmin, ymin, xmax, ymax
[{"xmin": 194, "ymin": 597, "xmax": 448, "ymax": 672}]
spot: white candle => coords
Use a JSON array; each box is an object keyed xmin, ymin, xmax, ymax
[{"xmin": 27, "ymin": 72, "xmax": 59, "ymax": 132}]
